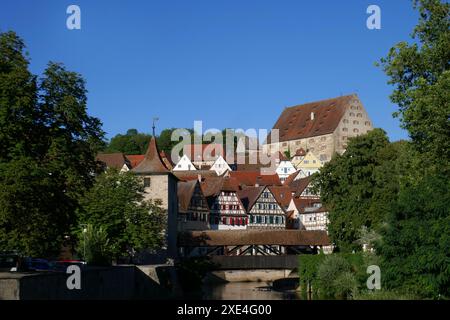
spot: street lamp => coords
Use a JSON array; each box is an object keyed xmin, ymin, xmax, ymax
[{"xmin": 80, "ymin": 224, "xmax": 87, "ymax": 262}]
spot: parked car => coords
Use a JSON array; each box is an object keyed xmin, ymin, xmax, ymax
[{"xmin": 21, "ymin": 258, "xmax": 51, "ymax": 271}]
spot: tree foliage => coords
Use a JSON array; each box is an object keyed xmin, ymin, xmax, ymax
[
  {"xmin": 104, "ymin": 129, "xmax": 151, "ymax": 155},
  {"xmin": 375, "ymin": 0, "xmax": 450, "ymax": 298},
  {"xmin": 379, "ymin": 0, "xmax": 450, "ymax": 163},
  {"xmin": 0, "ymin": 31, "xmax": 105, "ymax": 257},
  {"xmin": 77, "ymin": 169, "xmax": 166, "ymax": 261},
  {"xmin": 313, "ymin": 129, "xmax": 408, "ymax": 252}
]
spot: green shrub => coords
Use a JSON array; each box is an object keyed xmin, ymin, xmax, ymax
[
  {"xmin": 317, "ymin": 255, "xmax": 351, "ymax": 298},
  {"xmin": 77, "ymin": 224, "xmax": 111, "ymax": 266}
]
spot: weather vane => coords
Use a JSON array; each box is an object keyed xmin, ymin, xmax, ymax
[{"xmin": 152, "ymin": 117, "xmax": 159, "ymax": 137}]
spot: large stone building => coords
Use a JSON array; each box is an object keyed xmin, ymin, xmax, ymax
[{"xmin": 263, "ymin": 94, "xmax": 373, "ymax": 162}]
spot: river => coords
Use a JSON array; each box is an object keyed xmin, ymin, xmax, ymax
[{"xmin": 202, "ymin": 281, "xmax": 302, "ymax": 300}]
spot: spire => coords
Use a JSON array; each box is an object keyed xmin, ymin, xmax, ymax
[{"xmin": 132, "ymin": 137, "xmax": 170, "ymax": 174}]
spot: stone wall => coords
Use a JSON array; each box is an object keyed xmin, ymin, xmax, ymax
[{"xmin": 0, "ymin": 265, "xmax": 176, "ymax": 300}]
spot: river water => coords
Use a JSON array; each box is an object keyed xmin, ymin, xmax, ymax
[{"xmin": 202, "ymin": 282, "xmax": 301, "ymax": 300}]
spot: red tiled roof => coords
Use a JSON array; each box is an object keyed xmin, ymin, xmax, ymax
[
  {"xmin": 126, "ymin": 154, "xmax": 145, "ymax": 168},
  {"xmin": 132, "ymin": 137, "xmax": 171, "ymax": 174},
  {"xmin": 266, "ymin": 94, "xmax": 355, "ymax": 143},
  {"xmin": 268, "ymin": 186, "xmax": 292, "ymax": 208},
  {"xmin": 183, "ymin": 144, "xmax": 224, "ymax": 161},
  {"xmin": 230, "ymin": 171, "xmax": 282, "ymax": 187},
  {"xmin": 96, "ymin": 153, "xmax": 130, "ymax": 170},
  {"xmin": 200, "ymin": 176, "xmax": 240, "ymax": 197},
  {"xmin": 287, "ymin": 175, "xmax": 312, "ymax": 196},
  {"xmin": 173, "ymin": 170, "xmax": 218, "ymax": 182},
  {"xmin": 293, "ymin": 198, "xmax": 327, "ymax": 214},
  {"xmin": 283, "ymin": 170, "xmax": 302, "ymax": 186}
]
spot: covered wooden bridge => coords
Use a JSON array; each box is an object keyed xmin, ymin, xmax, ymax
[{"xmin": 178, "ymin": 230, "xmax": 330, "ymax": 258}]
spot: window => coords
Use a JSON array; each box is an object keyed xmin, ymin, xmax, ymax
[
  {"xmin": 320, "ymin": 137, "xmax": 326, "ymax": 141},
  {"xmin": 357, "ymin": 113, "xmax": 362, "ymax": 117},
  {"xmin": 343, "ymin": 119, "xmax": 349, "ymax": 124},
  {"xmin": 350, "ymin": 112, "xmax": 355, "ymax": 117},
  {"xmin": 342, "ymin": 127, "xmax": 348, "ymax": 132},
  {"xmin": 144, "ymin": 177, "xmax": 151, "ymax": 188},
  {"xmin": 353, "ymin": 120, "xmax": 359, "ymax": 125},
  {"xmin": 282, "ymin": 142, "xmax": 287, "ymax": 147},
  {"xmin": 353, "ymin": 128, "xmax": 359, "ymax": 133},
  {"xmin": 365, "ymin": 121, "xmax": 371, "ymax": 126}
]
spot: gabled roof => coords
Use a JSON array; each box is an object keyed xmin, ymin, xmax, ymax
[
  {"xmin": 266, "ymin": 94, "xmax": 356, "ymax": 143},
  {"xmin": 284, "ymin": 170, "xmax": 302, "ymax": 186},
  {"xmin": 200, "ymin": 176, "xmax": 240, "ymax": 197},
  {"xmin": 268, "ymin": 186, "xmax": 292, "ymax": 208},
  {"xmin": 125, "ymin": 154, "xmax": 145, "ymax": 168},
  {"xmin": 293, "ymin": 198, "xmax": 327, "ymax": 214},
  {"xmin": 96, "ymin": 153, "xmax": 130, "ymax": 170},
  {"xmin": 237, "ymin": 186, "xmax": 266, "ymax": 212},
  {"xmin": 286, "ymin": 175, "xmax": 313, "ymax": 196},
  {"xmin": 177, "ymin": 180, "xmax": 206, "ymax": 213},
  {"xmin": 132, "ymin": 137, "xmax": 171, "ymax": 174},
  {"xmin": 230, "ymin": 171, "xmax": 282, "ymax": 187}
]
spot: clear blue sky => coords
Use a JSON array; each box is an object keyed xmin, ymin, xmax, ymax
[{"xmin": 1, "ymin": 0, "xmax": 419, "ymax": 141}]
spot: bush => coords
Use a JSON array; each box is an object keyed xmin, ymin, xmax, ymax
[
  {"xmin": 77, "ymin": 224, "xmax": 111, "ymax": 266},
  {"xmin": 317, "ymin": 255, "xmax": 352, "ymax": 298}
]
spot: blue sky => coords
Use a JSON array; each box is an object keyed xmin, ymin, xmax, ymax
[{"xmin": 1, "ymin": 0, "xmax": 419, "ymax": 141}]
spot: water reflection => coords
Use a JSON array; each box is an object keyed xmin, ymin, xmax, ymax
[{"xmin": 203, "ymin": 281, "xmax": 301, "ymax": 300}]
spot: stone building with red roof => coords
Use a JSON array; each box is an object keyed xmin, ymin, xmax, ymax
[{"xmin": 263, "ymin": 94, "xmax": 373, "ymax": 162}]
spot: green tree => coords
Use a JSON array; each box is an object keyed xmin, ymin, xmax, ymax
[
  {"xmin": 104, "ymin": 129, "xmax": 151, "ymax": 155},
  {"xmin": 0, "ymin": 31, "xmax": 104, "ymax": 257},
  {"xmin": 313, "ymin": 129, "xmax": 401, "ymax": 252},
  {"xmin": 375, "ymin": 0, "xmax": 450, "ymax": 298},
  {"xmin": 378, "ymin": 0, "xmax": 450, "ymax": 164},
  {"xmin": 77, "ymin": 169, "xmax": 166, "ymax": 261}
]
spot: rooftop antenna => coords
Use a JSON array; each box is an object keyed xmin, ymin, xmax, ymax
[{"xmin": 152, "ymin": 117, "xmax": 159, "ymax": 137}]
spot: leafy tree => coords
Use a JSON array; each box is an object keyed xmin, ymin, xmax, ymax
[
  {"xmin": 375, "ymin": 0, "xmax": 450, "ymax": 298},
  {"xmin": 313, "ymin": 129, "xmax": 401, "ymax": 252},
  {"xmin": 378, "ymin": 0, "xmax": 450, "ymax": 164},
  {"xmin": 0, "ymin": 31, "xmax": 104, "ymax": 257},
  {"xmin": 104, "ymin": 129, "xmax": 151, "ymax": 155},
  {"xmin": 77, "ymin": 169, "xmax": 166, "ymax": 261}
]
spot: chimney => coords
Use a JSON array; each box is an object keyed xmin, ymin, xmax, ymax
[{"xmin": 310, "ymin": 112, "xmax": 315, "ymax": 121}]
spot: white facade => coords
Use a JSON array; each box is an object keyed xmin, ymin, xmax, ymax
[
  {"xmin": 173, "ymin": 154, "xmax": 197, "ymax": 171},
  {"xmin": 210, "ymin": 155, "xmax": 232, "ymax": 176},
  {"xmin": 276, "ymin": 160, "xmax": 297, "ymax": 184}
]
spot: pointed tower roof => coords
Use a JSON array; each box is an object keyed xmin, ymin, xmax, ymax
[{"xmin": 132, "ymin": 137, "xmax": 170, "ymax": 174}]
